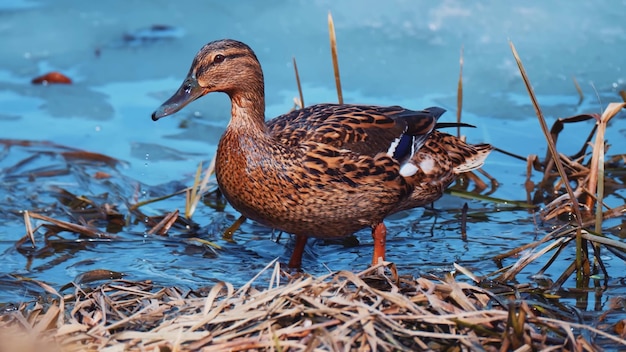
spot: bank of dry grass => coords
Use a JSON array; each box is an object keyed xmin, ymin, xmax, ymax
[{"xmin": 3, "ymin": 261, "xmax": 623, "ymax": 352}]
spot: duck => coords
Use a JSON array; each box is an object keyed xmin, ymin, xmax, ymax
[{"xmin": 152, "ymin": 39, "xmax": 493, "ymax": 268}]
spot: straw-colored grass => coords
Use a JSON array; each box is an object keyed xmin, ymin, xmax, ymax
[
  {"xmin": 328, "ymin": 12, "xmax": 343, "ymax": 104},
  {"xmin": 292, "ymin": 57, "xmax": 305, "ymax": 108},
  {"xmin": 503, "ymin": 41, "xmax": 626, "ymax": 291},
  {"xmin": 2, "ymin": 260, "xmax": 622, "ymax": 352}
]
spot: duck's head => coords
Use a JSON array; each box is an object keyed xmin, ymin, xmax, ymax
[{"xmin": 152, "ymin": 39, "xmax": 264, "ymax": 121}]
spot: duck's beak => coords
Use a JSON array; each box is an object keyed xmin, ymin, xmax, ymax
[{"xmin": 151, "ymin": 75, "xmax": 207, "ymax": 121}]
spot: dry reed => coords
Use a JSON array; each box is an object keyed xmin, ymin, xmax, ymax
[{"xmin": 2, "ymin": 260, "xmax": 622, "ymax": 352}]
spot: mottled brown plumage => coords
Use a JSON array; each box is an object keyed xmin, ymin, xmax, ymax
[{"xmin": 152, "ymin": 39, "xmax": 493, "ymax": 268}]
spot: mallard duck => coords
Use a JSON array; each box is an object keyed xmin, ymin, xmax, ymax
[{"xmin": 152, "ymin": 39, "xmax": 492, "ymax": 268}]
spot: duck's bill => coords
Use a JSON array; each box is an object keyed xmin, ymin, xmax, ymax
[{"xmin": 151, "ymin": 76, "xmax": 207, "ymax": 121}]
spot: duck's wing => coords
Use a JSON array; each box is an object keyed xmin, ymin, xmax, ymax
[{"xmin": 266, "ymin": 103, "xmax": 445, "ymax": 161}]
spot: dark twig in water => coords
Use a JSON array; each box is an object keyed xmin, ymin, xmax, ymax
[
  {"xmin": 460, "ymin": 202, "xmax": 468, "ymax": 241},
  {"xmin": 222, "ymin": 215, "xmax": 247, "ymax": 241},
  {"xmin": 493, "ymin": 147, "xmax": 527, "ymax": 161},
  {"xmin": 146, "ymin": 209, "xmax": 179, "ymax": 236}
]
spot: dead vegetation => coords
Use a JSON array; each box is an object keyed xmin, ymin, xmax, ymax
[
  {"xmin": 486, "ymin": 44, "xmax": 626, "ymax": 293},
  {"xmin": 2, "ymin": 261, "xmax": 624, "ymax": 352}
]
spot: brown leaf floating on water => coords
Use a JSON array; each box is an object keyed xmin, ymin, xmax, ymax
[
  {"xmin": 615, "ymin": 319, "xmax": 626, "ymax": 337},
  {"xmin": 61, "ymin": 151, "xmax": 120, "ymax": 168},
  {"xmin": 31, "ymin": 71, "xmax": 72, "ymax": 85},
  {"xmin": 93, "ymin": 171, "xmax": 111, "ymax": 179},
  {"xmin": 75, "ymin": 269, "xmax": 125, "ymax": 285}
]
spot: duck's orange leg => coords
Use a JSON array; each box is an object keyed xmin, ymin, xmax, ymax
[
  {"xmin": 371, "ymin": 222, "xmax": 387, "ymax": 265},
  {"xmin": 288, "ymin": 234, "xmax": 308, "ymax": 268}
]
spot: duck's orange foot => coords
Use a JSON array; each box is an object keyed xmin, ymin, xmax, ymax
[
  {"xmin": 288, "ymin": 234, "xmax": 308, "ymax": 268},
  {"xmin": 371, "ymin": 222, "xmax": 387, "ymax": 266}
]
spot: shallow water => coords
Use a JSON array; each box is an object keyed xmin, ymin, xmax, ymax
[{"xmin": 1, "ymin": 0, "xmax": 625, "ymax": 338}]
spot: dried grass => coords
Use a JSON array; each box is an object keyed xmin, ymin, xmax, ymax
[
  {"xmin": 293, "ymin": 57, "xmax": 305, "ymax": 108},
  {"xmin": 2, "ymin": 260, "xmax": 621, "ymax": 352},
  {"xmin": 328, "ymin": 12, "xmax": 343, "ymax": 104},
  {"xmin": 183, "ymin": 156, "xmax": 217, "ymax": 220},
  {"xmin": 493, "ymin": 42, "xmax": 626, "ymax": 293}
]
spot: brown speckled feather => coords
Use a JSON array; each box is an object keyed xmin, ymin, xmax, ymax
[
  {"xmin": 215, "ymin": 124, "xmax": 410, "ymax": 238},
  {"xmin": 266, "ymin": 104, "xmax": 437, "ymax": 157}
]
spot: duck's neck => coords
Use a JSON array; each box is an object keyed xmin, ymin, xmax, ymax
[
  {"xmin": 229, "ymin": 95, "xmax": 266, "ymax": 131},
  {"xmin": 227, "ymin": 77, "xmax": 267, "ymax": 133}
]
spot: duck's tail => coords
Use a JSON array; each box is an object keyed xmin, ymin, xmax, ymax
[{"xmin": 449, "ymin": 141, "xmax": 494, "ymax": 174}]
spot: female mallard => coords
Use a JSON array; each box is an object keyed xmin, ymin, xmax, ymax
[{"xmin": 152, "ymin": 39, "xmax": 492, "ymax": 268}]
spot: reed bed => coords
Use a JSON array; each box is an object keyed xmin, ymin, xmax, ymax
[
  {"xmin": 2, "ymin": 260, "xmax": 622, "ymax": 352},
  {"xmin": 485, "ymin": 44, "xmax": 626, "ymax": 292}
]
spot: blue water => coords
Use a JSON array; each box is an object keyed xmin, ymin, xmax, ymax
[{"xmin": 0, "ymin": 0, "xmax": 625, "ymax": 335}]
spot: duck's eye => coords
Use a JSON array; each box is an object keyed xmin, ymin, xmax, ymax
[{"xmin": 213, "ymin": 54, "xmax": 225, "ymax": 64}]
